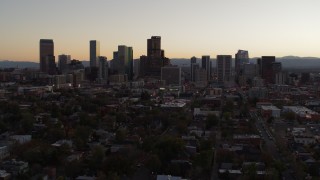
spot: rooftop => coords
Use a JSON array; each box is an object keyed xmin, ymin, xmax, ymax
[
  {"xmin": 261, "ymin": 105, "xmax": 280, "ymax": 111},
  {"xmin": 233, "ymin": 134, "xmax": 260, "ymax": 139}
]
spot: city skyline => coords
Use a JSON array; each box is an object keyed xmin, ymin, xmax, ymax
[{"xmin": 1, "ymin": 0, "xmax": 320, "ymax": 61}]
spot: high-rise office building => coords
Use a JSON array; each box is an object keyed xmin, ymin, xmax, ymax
[
  {"xmin": 147, "ymin": 36, "xmax": 162, "ymax": 59},
  {"xmin": 39, "ymin": 39, "xmax": 54, "ymax": 73},
  {"xmin": 235, "ymin": 50, "xmax": 249, "ymax": 75},
  {"xmin": 127, "ymin": 47, "xmax": 134, "ymax": 81},
  {"xmin": 272, "ymin": 62, "xmax": 282, "ymax": 74},
  {"xmin": 260, "ymin": 56, "xmax": 276, "ymax": 84},
  {"xmin": 202, "ymin": 56, "xmax": 211, "ymax": 81},
  {"xmin": 139, "ymin": 55, "xmax": 148, "ymax": 77},
  {"xmin": 68, "ymin": 59, "xmax": 85, "ymax": 72},
  {"xmin": 117, "ymin": 45, "xmax": 128, "ymax": 74},
  {"xmin": 161, "ymin": 66, "xmax": 181, "ymax": 86},
  {"xmin": 191, "ymin": 56, "xmax": 197, "ymax": 64},
  {"xmin": 217, "ymin": 55, "xmax": 232, "ymax": 83},
  {"xmin": 133, "ymin": 59, "xmax": 140, "ymax": 79},
  {"xmin": 257, "ymin": 58, "xmax": 262, "ymax": 76},
  {"xmin": 98, "ymin": 56, "xmax": 108, "ymax": 82},
  {"xmin": 275, "ymin": 72, "xmax": 287, "ymax": 85},
  {"xmin": 190, "ymin": 56, "xmax": 197, "ymax": 82},
  {"xmin": 113, "ymin": 45, "xmax": 133, "ymax": 80},
  {"xmin": 90, "ymin": 40, "xmax": 100, "ymax": 68},
  {"xmin": 58, "ymin": 54, "xmax": 71, "ymax": 74},
  {"xmin": 243, "ymin": 63, "xmax": 257, "ymax": 77},
  {"xmin": 272, "ymin": 62, "xmax": 282, "ymax": 84},
  {"xmin": 239, "ymin": 63, "xmax": 258, "ymax": 86},
  {"xmin": 46, "ymin": 55, "xmax": 57, "ymax": 75},
  {"xmin": 195, "ymin": 67, "xmax": 207, "ymax": 83},
  {"xmin": 109, "ymin": 51, "xmax": 119, "ymax": 73},
  {"xmin": 140, "ymin": 36, "xmax": 170, "ymax": 77}
]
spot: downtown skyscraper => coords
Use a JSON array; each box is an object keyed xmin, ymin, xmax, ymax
[
  {"xmin": 139, "ymin": 36, "xmax": 170, "ymax": 77},
  {"xmin": 39, "ymin": 39, "xmax": 56, "ymax": 74},
  {"xmin": 190, "ymin": 56, "xmax": 197, "ymax": 82},
  {"xmin": 58, "ymin": 54, "xmax": 71, "ymax": 74},
  {"xmin": 202, "ymin": 56, "xmax": 211, "ymax": 81},
  {"xmin": 217, "ymin": 55, "xmax": 232, "ymax": 83},
  {"xmin": 258, "ymin": 56, "xmax": 276, "ymax": 84},
  {"xmin": 98, "ymin": 56, "xmax": 108, "ymax": 82},
  {"xmin": 112, "ymin": 45, "xmax": 133, "ymax": 80},
  {"xmin": 90, "ymin": 40, "xmax": 100, "ymax": 68},
  {"xmin": 235, "ymin": 50, "xmax": 249, "ymax": 76}
]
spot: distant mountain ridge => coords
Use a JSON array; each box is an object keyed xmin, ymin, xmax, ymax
[
  {"xmin": 0, "ymin": 60, "xmax": 90, "ymax": 69},
  {"xmin": 0, "ymin": 60, "xmax": 39, "ymax": 68},
  {"xmin": 1, "ymin": 56, "xmax": 320, "ymax": 69},
  {"xmin": 170, "ymin": 56, "xmax": 320, "ymax": 69}
]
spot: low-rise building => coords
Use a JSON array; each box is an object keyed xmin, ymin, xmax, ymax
[
  {"xmin": 109, "ymin": 74, "xmax": 128, "ymax": 84},
  {"xmin": 233, "ymin": 134, "xmax": 261, "ymax": 147},
  {"xmin": 1, "ymin": 160, "xmax": 28, "ymax": 176},
  {"xmin": 261, "ymin": 105, "xmax": 281, "ymax": 118},
  {"xmin": 51, "ymin": 139, "xmax": 73, "ymax": 148},
  {"xmin": 256, "ymin": 102, "xmax": 272, "ymax": 109},
  {"xmin": 157, "ymin": 175, "xmax": 184, "ymax": 180},
  {"xmin": 10, "ymin": 135, "xmax": 31, "ymax": 144},
  {"xmin": 248, "ymin": 87, "xmax": 267, "ymax": 99},
  {"xmin": 160, "ymin": 101, "xmax": 186, "ymax": 108},
  {"xmin": 0, "ymin": 147, "xmax": 9, "ymax": 160},
  {"xmin": 0, "ymin": 170, "xmax": 10, "ymax": 180},
  {"xmin": 75, "ymin": 175, "xmax": 96, "ymax": 180},
  {"xmin": 283, "ymin": 106, "xmax": 320, "ymax": 121},
  {"xmin": 294, "ymin": 135, "xmax": 316, "ymax": 145},
  {"xmin": 207, "ymin": 88, "xmax": 223, "ymax": 96},
  {"xmin": 193, "ymin": 108, "xmax": 220, "ymax": 117}
]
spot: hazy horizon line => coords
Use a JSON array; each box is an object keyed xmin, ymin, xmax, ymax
[{"xmin": 1, "ymin": 55, "xmax": 320, "ymax": 63}]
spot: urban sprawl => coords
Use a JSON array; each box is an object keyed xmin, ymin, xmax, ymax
[{"xmin": 0, "ymin": 36, "xmax": 319, "ymax": 180}]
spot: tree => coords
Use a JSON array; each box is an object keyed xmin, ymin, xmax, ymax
[
  {"xmin": 242, "ymin": 163, "xmax": 257, "ymax": 180},
  {"xmin": 223, "ymin": 112, "xmax": 231, "ymax": 122},
  {"xmin": 222, "ymin": 100, "xmax": 234, "ymax": 113},
  {"xmin": 240, "ymin": 103, "xmax": 250, "ymax": 117},
  {"xmin": 141, "ymin": 91, "xmax": 151, "ymax": 101},
  {"xmin": 249, "ymin": 97, "xmax": 258, "ymax": 107},
  {"xmin": 116, "ymin": 112, "xmax": 127, "ymax": 125},
  {"xmin": 88, "ymin": 145, "xmax": 105, "ymax": 171},
  {"xmin": 103, "ymin": 154, "xmax": 135, "ymax": 176},
  {"xmin": 64, "ymin": 161, "xmax": 84, "ymax": 178},
  {"xmin": 273, "ymin": 160, "xmax": 286, "ymax": 175},
  {"xmin": 46, "ymin": 127, "xmax": 65, "ymax": 142},
  {"xmin": 216, "ymin": 149, "xmax": 236, "ymax": 164},
  {"xmin": 20, "ymin": 112, "xmax": 35, "ymax": 133},
  {"xmin": 191, "ymin": 99, "xmax": 201, "ymax": 109},
  {"xmin": 73, "ymin": 126, "xmax": 92, "ymax": 149},
  {"xmin": 115, "ymin": 128, "xmax": 127, "ymax": 142},
  {"xmin": 145, "ymin": 154, "xmax": 162, "ymax": 173},
  {"xmin": 50, "ymin": 103, "xmax": 61, "ymax": 118},
  {"xmin": 205, "ymin": 114, "xmax": 219, "ymax": 130},
  {"xmin": 104, "ymin": 172, "xmax": 120, "ymax": 180},
  {"xmin": 265, "ymin": 168, "xmax": 279, "ymax": 180},
  {"xmin": 267, "ymin": 116, "xmax": 274, "ymax": 124},
  {"xmin": 199, "ymin": 139, "xmax": 213, "ymax": 151},
  {"xmin": 79, "ymin": 112, "xmax": 98, "ymax": 128},
  {"xmin": 154, "ymin": 136, "xmax": 185, "ymax": 163},
  {"xmin": 193, "ymin": 150, "xmax": 214, "ymax": 175},
  {"xmin": 283, "ymin": 111, "xmax": 295, "ymax": 121},
  {"xmin": 0, "ymin": 121, "xmax": 7, "ymax": 133}
]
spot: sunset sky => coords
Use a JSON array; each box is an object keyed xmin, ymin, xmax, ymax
[{"xmin": 0, "ymin": 0, "xmax": 319, "ymax": 61}]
